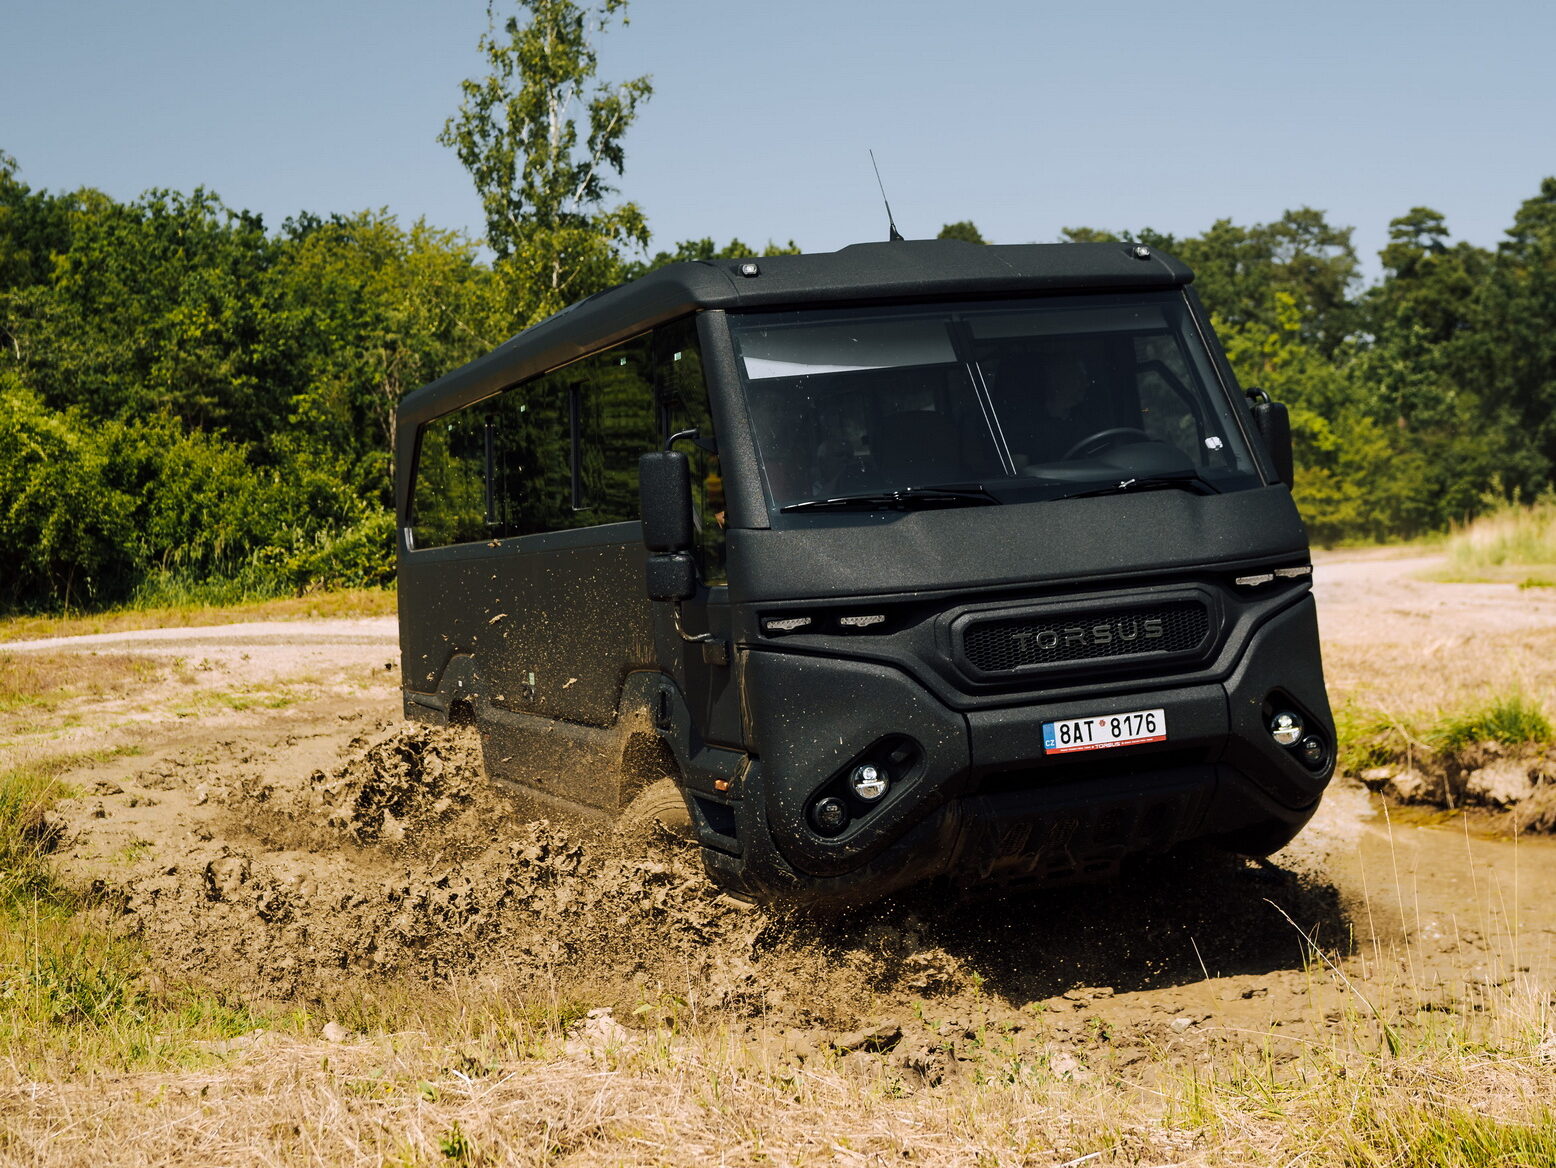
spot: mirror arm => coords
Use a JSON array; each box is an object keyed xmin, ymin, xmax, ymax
[
  {"xmin": 673, "ymin": 602, "xmax": 728, "ymax": 665},
  {"xmin": 665, "ymin": 426, "xmax": 699, "ymax": 452},
  {"xmin": 672, "ymin": 604, "xmax": 714, "ymax": 644},
  {"xmin": 665, "ymin": 426, "xmax": 718, "ymax": 456}
]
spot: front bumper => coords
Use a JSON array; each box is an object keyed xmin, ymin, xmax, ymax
[{"xmin": 699, "ymin": 596, "xmax": 1332, "ymax": 906}]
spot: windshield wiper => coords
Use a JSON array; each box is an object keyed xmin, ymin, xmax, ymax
[
  {"xmin": 780, "ymin": 484, "xmax": 1001, "ymax": 513},
  {"xmin": 1056, "ymin": 472, "xmax": 1220, "ymax": 501}
]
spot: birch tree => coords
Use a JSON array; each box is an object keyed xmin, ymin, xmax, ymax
[{"xmin": 439, "ymin": 0, "xmax": 651, "ymax": 324}]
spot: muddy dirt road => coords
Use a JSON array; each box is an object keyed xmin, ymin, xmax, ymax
[{"xmin": 7, "ymin": 552, "xmax": 1556, "ymax": 1075}]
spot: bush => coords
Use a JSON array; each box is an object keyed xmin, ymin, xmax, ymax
[
  {"xmin": 0, "ymin": 382, "xmax": 393, "ymax": 611},
  {"xmin": 272, "ymin": 510, "xmax": 396, "ymax": 593},
  {"xmin": 0, "ymin": 384, "xmax": 140, "ymax": 607}
]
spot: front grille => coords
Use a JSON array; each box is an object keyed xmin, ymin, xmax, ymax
[{"xmin": 962, "ymin": 599, "xmax": 1209, "ymax": 673}]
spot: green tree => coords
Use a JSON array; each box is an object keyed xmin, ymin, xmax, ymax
[
  {"xmin": 1174, "ymin": 210, "xmax": 1358, "ymax": 356},
  {"xmin": 1346, "ymin": 206, "xmax": 1538, "ymax": 521},
  {"xmin": 1066, "ymin": 211, "xmax": 1358, "ymax": 356},
  {"xmin": 1060, "ymin": 225, "xmax": 1178, "ymax": 250},
  {"xmin": 937, "ymin": 220, "xmax": 987, "ymax": 244},
  {"xmin": 0, "ymin": 153, "xmax": 71, "ymax": 300},
  {"xmin": 5, "ymin": 187, "xmax": 278, "ymax": 437},
  {"xmin": 264, "ymin": 210, "xmax": 493, "ymax": 500},
  {"xmin": 439, "ymin": 0, "xmax": 651, "ymax": 323},
  {"xmin": 1059, "ymin": 226, "xmax": 1119, "ymax": 243},
  {"xmin": 1214, "ymin": 293, "xmax": 1405, "ymax": 541},
  {"xmin": 1471, "ymin": 178, "xmax": 1556, "ymax": 471}
]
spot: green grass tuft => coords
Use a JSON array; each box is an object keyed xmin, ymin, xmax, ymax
[
  {"xmin": 1434, "ymin": 693, "xmax": 1553, "ymax": 752},
  {"xmin": 1346, "ymin": 1104, "xmax": 1556, "ymax": 1167},
  {"xmin": 1333, "ymin": 703, "xmax": 1420, "ymax": 774}
]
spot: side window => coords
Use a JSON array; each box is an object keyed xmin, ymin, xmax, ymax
[
  {"xmin": 576, "ymin": 335, "xmax": 658, "ymax": 522},
  {"xmin": 411, "ymin": 375, "xmax": 572, "ymax": 547},
  {"xmin": 410, "ymin": 407, "xmax": 488, "ymax": 548},
  {"xmin": 489, "ymin": 371, "xmax": 573, "ymax": 536},
  {"xmin": 410, "ymin": 328, "xmax": 680, "ymax": 548},
  {"xmin": 1134, "ymin": 334, "xmax": 1211, "ymax": 466},
  {"xmin": 659, "ymin": 318, "xmax": 726, "ymax": 585}
]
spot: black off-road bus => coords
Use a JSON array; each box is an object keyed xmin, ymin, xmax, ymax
[{"xmin": 396, "ymin": 240, "xmax": 1334, "ymax": 905}]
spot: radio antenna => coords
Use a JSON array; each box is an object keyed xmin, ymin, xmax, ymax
[{"xmin": 869, "ymin": 150, "xmax": 906, "ymax": 242}]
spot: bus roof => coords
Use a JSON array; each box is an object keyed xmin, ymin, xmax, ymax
[{"xmin": 398, "ymin": 239, "xmax": 1194, "ymax": 426}]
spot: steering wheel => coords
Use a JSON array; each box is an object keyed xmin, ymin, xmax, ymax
[{"xmin": 1062, "ymin": 427, "xmax": 1152, "ymax": 460}]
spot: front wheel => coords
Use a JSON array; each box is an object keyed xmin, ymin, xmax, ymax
[{"xmin": 616, "ymin": 778, "xmax": 696, "ymax": 846}]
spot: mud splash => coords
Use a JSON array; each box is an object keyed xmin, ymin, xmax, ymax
[{"xmin": 59, "ymin": 723, "xmax": 1346, "ymax": 1045}]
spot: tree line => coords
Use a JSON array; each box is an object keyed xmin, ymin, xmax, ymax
[
  {"xmin": 1047, "ymin": 193, "xmax": 1556, "ymax": 544},
  {"xmin": 1, "ymin": 0, "xmax": 1554, "ymax": 612}
]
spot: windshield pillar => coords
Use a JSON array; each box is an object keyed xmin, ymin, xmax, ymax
[{"xmin": 696, "ymin": 309, "xmax": 771, "ymax": 530}]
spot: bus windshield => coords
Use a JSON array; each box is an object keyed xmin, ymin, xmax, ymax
[{"xmin": 729, "ymin": 292, "xmax": 1263, "ymax": 513}]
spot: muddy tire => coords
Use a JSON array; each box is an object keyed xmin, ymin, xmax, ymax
[{"xmin": 617, "ymin": 778, "xmax": 696, "ymax": 846}]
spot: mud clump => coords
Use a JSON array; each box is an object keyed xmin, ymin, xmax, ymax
[
  {"xmin": 305, "ymin": 725, "xmax": 482, "ymax": 844},
  {"xmin": 72, "ymin": 724, "xmax": 927, "ymax": 1020},
  {"xmin": 91, "ymin": 723, "xmax": 764, "ymax": 1004}
]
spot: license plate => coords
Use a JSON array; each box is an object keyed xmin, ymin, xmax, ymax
[{"xmin": 1043, "ymin": 708, "xmax": 1166, "ymax": 754}]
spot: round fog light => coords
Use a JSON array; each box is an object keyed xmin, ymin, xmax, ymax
[
  {"xmin": 811, "ymin": 796, "xmax": 849, "ymax": 834},
  {"xmin": 849, "ymin": 764, "xmax": 888, "ymax": 801},
  {"xmin": 1270, "ymin": 711, "xmax": 1304, "ymax": 746},
  {"xmin": 1297, "ymin": 735, "xmax": 1327, "ymax": 768}
]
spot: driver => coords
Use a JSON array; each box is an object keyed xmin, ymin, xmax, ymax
[
  {"xmin": 1001, "ymin": 354, "xmax": 1098, "ymax": 464},
  {"xmin": 1040, "ymin": 356, "xmax": 1093, "ymax": 459}
]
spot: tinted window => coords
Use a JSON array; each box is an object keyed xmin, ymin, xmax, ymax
[
  {"xmin": 409, "ymin": 409, "xmax": 488, "ymax": 548},
  {"xmin": 488, "ymin": 371, "xmax": 573, "ymax": 537},
  {"xmin": 577, "ymin": 335, "xmax": 658, "ymax": 523},
  {"xmin": 410, "ymin": 334, "xmax": 665, "ymax": 547},
  {"xmin": 732, "ymin": 293, "xmax": 1260, "ymax": 513}
]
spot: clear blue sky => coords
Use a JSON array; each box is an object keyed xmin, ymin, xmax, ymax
[{"xmin": 3, "ymin": 0, "xmax": 1552, "ymax": 281}]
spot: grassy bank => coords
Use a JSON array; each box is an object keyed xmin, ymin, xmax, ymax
[
  {"xmin": 1338, "ymin": 692, "xmax": 1554, "ymax": 769},
  {"xmin": 1334, "ymin": 690, "xmax": 1556, "ymax": 832}
]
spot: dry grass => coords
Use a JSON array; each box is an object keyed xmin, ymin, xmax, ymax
[
  {"xmin": 1324, "ymin": 625, "xmax": 1556, "ymax": 744},
  {"xmin": 0, "ymin": 651, "xmax": 162, "ymax": 714},
  {"xmin": 0, "ymin": 588, "xmax": 396, "ymax": 645},
  {"xmin": 1430, "ymin": 495, "xmax": 1556, "ymax": 585},
  {"xmin": 3, "ymin": 988, "xmax": 1554, "ymax": 1167}
]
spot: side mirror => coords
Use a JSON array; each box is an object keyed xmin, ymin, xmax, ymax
[
  {"xmin": 1245, "ymin": 388, "xmax": 1294, "ymax": 488},
  {"xmin": 639, "ymin": 451, "xmax": 696, "ymax": 602},
  {"xmin": 639, "ymin": 451, "xmax": 693, "ymax": 553},
  {"xmin": 645, "ymin": 552, "xmax": 697, "ymax": 603}
]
